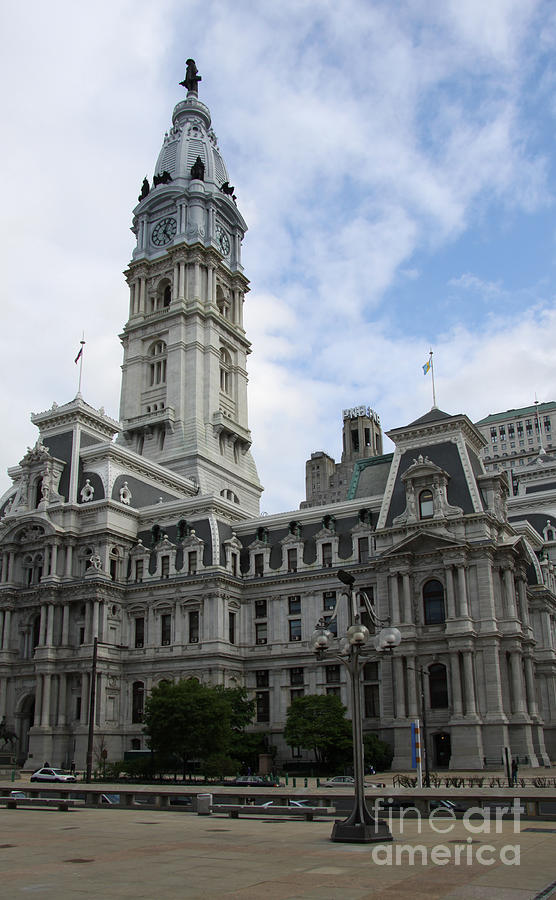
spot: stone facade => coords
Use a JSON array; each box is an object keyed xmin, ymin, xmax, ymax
[{"xmin": 0, "ymin": 77, "xmax": 555, "ymax": 774}]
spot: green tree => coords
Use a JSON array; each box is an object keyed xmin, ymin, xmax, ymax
[
  {"xmin": 143, "ymin": 679, "xmax": 233, "ymax": 776},
  {"xmin": 363, "ymin": 732, "xmax": 393, "ymax": 771},
  {"xmin": 284, "ymin": 693, "xmax": 352, "ymax": 769}
]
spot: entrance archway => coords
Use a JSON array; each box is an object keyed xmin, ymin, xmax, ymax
[
  {"xmin": 433, "ymin": 731, "xmax": 451, "ymax": 767},
  {"xmin": 16, "ymin": 695, "xmax": 35, "ymax": 765}
]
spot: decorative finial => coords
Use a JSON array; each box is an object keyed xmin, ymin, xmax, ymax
[{"xmin": 179, "ymin": 59, "xmax": 202, "ymax": 95}]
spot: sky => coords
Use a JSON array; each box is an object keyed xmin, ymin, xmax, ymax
[{"xmin": 1, "ymin": 0, "xmax": 556, "ymax": 513}]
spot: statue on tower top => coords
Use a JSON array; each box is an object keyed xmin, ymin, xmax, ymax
[{"xmin": 180, "ymin": 59, "xmax": 202, "ymax": 95}]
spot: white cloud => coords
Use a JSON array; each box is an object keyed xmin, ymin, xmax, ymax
[{"xmin": 1, "ymin": 0, "xmax": 555, "ymax": 513}]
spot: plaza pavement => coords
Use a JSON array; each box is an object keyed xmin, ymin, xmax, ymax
[{"xmin": 1, "ymin": 804, "xmax": 555, "ymax": 900}]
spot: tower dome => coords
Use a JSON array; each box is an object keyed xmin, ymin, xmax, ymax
[{"xmin": 154, "ymin": 94, "xmax": 230, "ymax": 191}]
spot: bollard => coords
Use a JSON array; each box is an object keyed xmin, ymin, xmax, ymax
[
  {"xmin": 11, "ymin": 769, "xmax": 15, "ymax": 782},
  {"xmin": 304, "ymin": 777, "xmax": 308, "ymax": 788},
  {"xmin": 292, "ymin": 777, "xmax": 296, "ymax": 787},
  {"xmin": 285, "ymin": 774, "xmax": 289, "ymax": 785},
  {"xmin": 197, "ymin": 793, "xmax": 213, "ymax": 815},
  {"xmin": 316, "ymin": 777, "xmax": 320, "ymax": 787}
]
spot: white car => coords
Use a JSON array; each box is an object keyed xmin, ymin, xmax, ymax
[
  {"xmin": 30, "ymin": 767, "xmax": 76, "ymax": 783},
  {"xmin": 320, "ymin": 775, "xmax": 355, "ymax": 788}
]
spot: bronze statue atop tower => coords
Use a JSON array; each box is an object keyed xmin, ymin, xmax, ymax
[{"xmin": 180, "ymin": 59, "xmax": 202, "ymax": 95}]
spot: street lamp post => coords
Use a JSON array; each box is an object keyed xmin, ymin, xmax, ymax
[{"xmin": 311, "ymin": 569, "xmax": 401, "ymax": 843}]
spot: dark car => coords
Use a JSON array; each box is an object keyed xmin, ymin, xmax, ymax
[{"xmin": 30, "ymin": 767, "xmax": 77, "ymax": 783}]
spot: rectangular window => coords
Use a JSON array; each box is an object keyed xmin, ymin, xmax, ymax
[
  {"xmin": 189, "ymin": 610, "xmax": 199, "ymax": 643},
  {"xmin": 290, "ymin": 688, "xmax": 304, "ymax": 703},
  {"xmin": 254, "ymin": 553, "xmax": 264, "ymax": 577},
  {"xmin": 364, "ymin": 684, "xmax": 380, "ymax": 717},
  {"xmin": 188, "ymin": 551, "xmax": 197, "ymax": 574},
  {"xmin": 75, "ymin": 697, "xmax": 81, "ymax": 720},
  {"xmin": 229, "ymin": 612, "xmax": 236, "ymax": 644},
  {"xmin": 358, "ymin": 537, "xmax": 369, "ymax": 563},
  {"xmin": 289, "ymin": 619, "xmax": 302, "ymax": 641},
  {"xmin": 256, "ymin": 691, "xmax": 270, "ymax": 722},
  {"xmin": 255, "ymin": 622, "xmax": 268, "ymax": 645},
  {"xmin": 322, "ymin": 543, "xmax": 333, "ymax": 567},
  {"xmin": 231, "ymin": 552, "xmax": 238, "ymax": 576},
  {"xmin": 161, "ymin": 556, "xmax": 170, "ymax": 579},
  {"xmin": 134, "ymin": 617, "xmax": 144, "ymax": 648},
  {"xmin": 255, "ymin": 670, "xmax": 269, "ymax": 688},
  {"xmin": 161, "ymin": 614, "xmax": 171, "ymax": 645},
  {"xmin": 326, "ymin": 686, "xmax": 341, "ymax": 697},
  {"xmin": 364, "ymin": 661, "xmax": 379, "ymax": 680},
  {"xmin": 110, "ymin": 558, "xmax": 118, "ymax": 581},
  {"xmin": 254, "ymin": 598, "xmax": 267, "ymax": 619},
  {"xmin": 290, "ymin": 667, "xmax": 304, "ymax": 685},
  {"xmin": 323, "ymin": 614, "xmax": 337, "ymax": 636},
  {"xmin": 323, "ymin": 590, "xmax": 336, "ymax": 611},
  {"xmin": 287, "ymin": 548, "xmax": 298, "ymax": 572},
  {"xmin": 325, "ymin": 665, "xmax": 340, "ymax": 684},
  {"xmin": 79, "ymin": 626, "xmax": 85, "ymax": 645},
  {"xmin": 288, "ymin": 595, "xmax": 301, "ymax": 615},
  {"xmin": 135, "ymin": 559, "xmax": 144, "ymax": 582}
]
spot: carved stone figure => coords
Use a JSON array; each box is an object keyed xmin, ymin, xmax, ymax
[
  {"xmin": 139, "ymin": 177, "xmax": 150, "ymax": 201},
  {"xmin": 89, "ymin": 554, "xmax": 102, "ymax": 571},
  {"xmin": 81, "ymin": 479, "xmax": 94, "ymax": 503},
  {"xmin": 180, "ymin": 59, "xmax": 202, "ymax": 94},
  {"xmin": 190, "ymin": 156, "xmax": 205, "ymax": 181},
  {"xmin": 119, "ymin": 482, "xmax": 132, "ymax": 505}
]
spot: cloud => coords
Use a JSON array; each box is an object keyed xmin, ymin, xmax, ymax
[{"xmin": 1, "ymin": 0, "xmax": 555, "ymax": 515}]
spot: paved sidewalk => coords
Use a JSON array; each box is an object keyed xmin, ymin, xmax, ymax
[{"xmin": 1, "ymin": 806, "xmax": 555, "ymax": 899}]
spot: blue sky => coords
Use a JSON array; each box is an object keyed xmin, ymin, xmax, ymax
[{"xmin": 1, "ymin": 0, "xmax": 556, "ymax": 513}]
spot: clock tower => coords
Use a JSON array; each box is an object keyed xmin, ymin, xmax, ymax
[{"xmin": 118, "ymin": 63, "xmax": 262, "ymax": 514}]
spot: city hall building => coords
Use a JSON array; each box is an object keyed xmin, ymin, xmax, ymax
[{"xmin": 0, "ymin": 69, "xmax": 555, "ymax": 772}]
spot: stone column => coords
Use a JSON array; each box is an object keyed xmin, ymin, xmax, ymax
[
  {"xmin": 34, "ymin": 676, "xmax": 43, "ymax": 726},
  {"xmin": 462, "ymin": 651, "xmax": 477, "ymax": 716},
  {"xmin": 85, "ymin": 602, "xmax": 93, "ymax": 643},
  {"xmin": 457, "ymin": 566, "xmax": 469, "ymax": 617},
  {"xmin": 57, "ymin": 673, "xmax": 67, "ymax": 726},
  {"xmin": 402, "ymin": 573, "xmax": 412, "ymax": 623},
  {"xmin": 516, "ymin": 575, "xmax": 530, "ymax": 628},
  {"xmin": 41, "ymin": 674, "xmax": 52, "ymax": 726},
  {"xmin": 98, "ymin": 601, "xmax": 106, "ymax": 642},
  {"xmin": 61, "ymin": 604, "xmax": 70, "ymax": 646},
  {"xmin": 0, "ymin": 610, "xmax": 4, "ymax": 649},
  {"xmin": 1, "ymin": 552, "xmax": 8, "ymax": 582},
  {"xmin": 406, "ymin": 657, "xmax": 418, "ymax": 717},
  {"xmin": 174, "ymin": 603, "xmax": 182, "ymax": 645},
  {"xmin": 45, "ymin": 604, "xmax": 54, "ymax": 646},
  {"xmin": 393, "ymin": 655, "xmax": 406, "ymax": 718},
  {"xmin": 445, "ymin": 566, "xmax": 456, "ymax": 619},
  {"xmin": 97, "ymin": 673, "xmax": 106, "ymax": 726},
  {"xmin": 49, "ymin": 543, "xmax": 58, "ymax": 577},
  {"xmin": 64, "ymin": 543, "xmax": 74, "ymax": 578},
  {"xmin": 39, "ymin": 604, "xmax": 47, "ymax": 645},
  {"xmin": 509, "ymin": 650, "xmax": 527, "ymax": 715},
  {"xmin": 80, "ymin": 673, "xmax": 89, "ymax": 725},
  {"xmin": 173, "ymin": 262, "xmax": 179, "ymax": 300},
  {"xmin": 0, "ymin": 676, "xmax": 7, "ymax": 718},
  {"xmin": 389, "ymin": 574, "xmax": 400, "ymax": 624},
  {"xmin": 523, "ymin": 655, "xmax": 539, "ymax": 718},
  {"xmin": 450, "ymin": 652, "xmax": 463, "ymax": 717},
  {"xmin": 3, "ymin": 609, "xmax": 11, "ymax": 650},
  {"xmin": 503, "ymin": 566, "xmax": 517, "ymax": 618}
]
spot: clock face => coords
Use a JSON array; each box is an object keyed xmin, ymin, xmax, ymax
[
  {"xmin": 151, "ymin": 217, "xmax": 177, "ymax": 246},
  {"xmin": 216, "ymin": 225, "xmax": 231, "ymax": 256}
]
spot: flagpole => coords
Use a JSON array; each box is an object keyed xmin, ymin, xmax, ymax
[
  {"xmin": 76, "ymin": 334, "xmax": 86, "ymax": 395},
  {"xmin": 429, "ymin": 349, "xmax": 437, "ymax": 408}
]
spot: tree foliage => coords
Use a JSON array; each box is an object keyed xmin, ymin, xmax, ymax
[
  {"xmin": 363, "ymin": 732, "xmax": 393, "ymax": 771},
  {"xmin": 284, "ymin": 693, "xmax": 352, "ymax": 768},
  {"xmin": 143, "ymin": 679, "xmax": 255, "ymax": 773}
]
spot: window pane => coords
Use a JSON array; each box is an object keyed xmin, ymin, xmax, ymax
[{"xmin": 289, "ymin": 619, "xmax": 302, "ymax": 641}]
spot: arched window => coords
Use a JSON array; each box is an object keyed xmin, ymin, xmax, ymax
[
  {"xmin": 423, "ymin": 579, "xmax": 445, "ymax": 625},
  {"xmin": 132, "ymin": 681, "xmax": 144, "ymax": 723},
  {"xmin": 428, "ymin": 663, "xmax": 448, "ymax": 708},
  {"xmin": 220, "ymin": 348, "xmax": 232, "ymax": 394},
  {"xmin": 419, "ymin": 489, "xmax": 434, "ymax": 519},
  {"xmin": 148, "ymin": 341, "xmax": 167, "ymax": 386}
]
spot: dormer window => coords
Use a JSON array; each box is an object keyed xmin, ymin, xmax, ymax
[{"xmin": 419, "ymin": 489, "xmax": 434, "ymax": 519}]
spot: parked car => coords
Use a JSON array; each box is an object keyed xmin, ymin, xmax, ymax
[
  {"xmin": 30, "ymin": 767, "xmax": 77, "ymax": 783},
  {"xmin": 258, "ymin": 799, "xmax": 309, "ymax": 808},
  {"xmin": 233, "ymin": 775, "xmax": 267, "ymax": 786},
  {"xmin": 320, "ymin": 775, "xmax": 355, "ymax": 788},
  {"xmin": 429, "ymin": 799, "xmax": 467, "ymax": 814},
  {"xmin": 10, "ymin": 790, "xmax": 28, "ymax": 799},
  {"xmin": 29, "ymin": 766, "xmax": 77, "ymax": 781}
]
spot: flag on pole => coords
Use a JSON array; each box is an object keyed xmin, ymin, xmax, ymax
[
  {"xmin": 74, "ymin": 346, "xmax": 83, "ymax": 364},
  {"xmin": 422, "ymin": 359, "xmax": 431, "ymax": 375}
]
